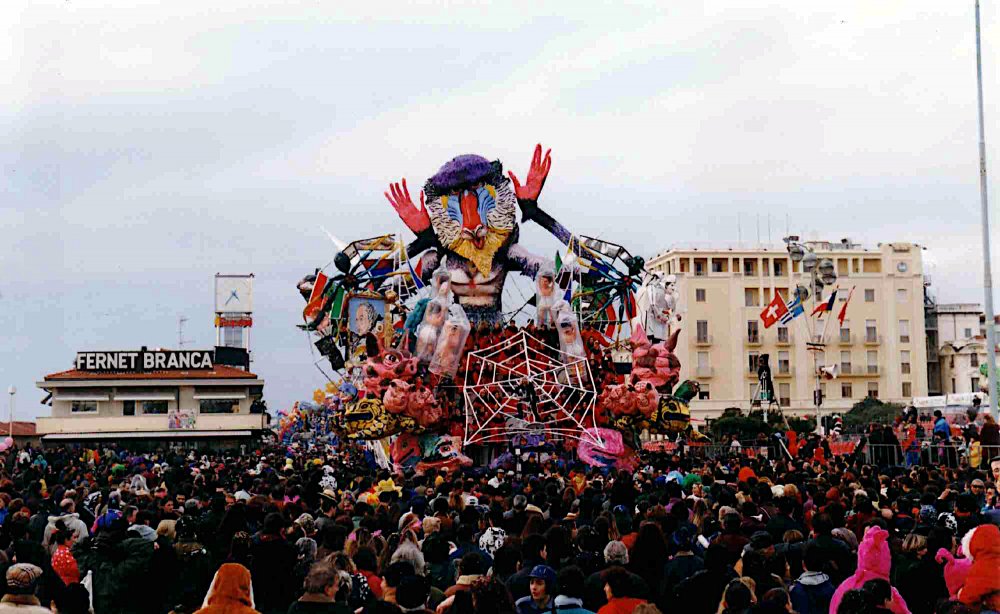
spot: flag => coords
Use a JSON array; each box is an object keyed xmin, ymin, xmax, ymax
[
  {"xmin": 406, "ymin": 257, "xmax": 425, "ymax": 290},
  {"xmin": 810, "ymin": 288, "xmax": 838, "ymax": 316},
  {"xmin": 303, "ymin": 272, "xmax": 329, "ymax": 322},
  {"xmin": 760, "ymin": 293, "xmax": 789, "ymax": 329},
  {"xmin": 837, "ymin": 286, "xmax": 856, "ymax": 327},
  {"xmin": 780, "ymin": 295, "xmax": 804, "ymax": 325},
  {"xmin": 555, "ymin": 251, "xmax": 563, "ymax": 273}
]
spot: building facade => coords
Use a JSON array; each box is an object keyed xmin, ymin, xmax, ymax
[
  {"xmin": 926, "ymin": 303, "xmax": 991, "ymax": 396},
  {"xmin": 647, "ymin": 240, "xmax": 928, "ymax": 418},
  {"xmin": 36, "ymin": 348, "xmax": 267, "ymax": 448}
]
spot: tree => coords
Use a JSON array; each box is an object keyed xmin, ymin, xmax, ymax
[{"xmin": 843, "ymin": 397, "xmax": 903, "ymax": 431}]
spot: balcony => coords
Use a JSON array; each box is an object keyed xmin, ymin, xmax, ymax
[
  {"xmin": 696, "ymin": 366, "xmax": 714, "ymax": 378},
  {"xmin": 838, "ymin": 333, "xmax": 854, "ymax": 345},
  {"xmin": 841, "ymin": 364, "xmax": 853, "ymax": 375},
  {"xmin": 776, "ymin": 332, "xmax": 793, "ymax": 346},
  {"xmin": 864, "ymin": 333, "xmax": 881, "ymax": 345},
  {"xmin": 866, "ymin": 365, "xmax": 879, "ymax": 375},
  {"xmin": 745, "ymin": 335, "xmax": 763, "ymax": 347},
  {"xmin": 695, "ymin": 335, "xmax": 713, "ymax": 346},
  {"xmin": 775, "ymin": 367, "xmax": 795, "ymax": 378}
]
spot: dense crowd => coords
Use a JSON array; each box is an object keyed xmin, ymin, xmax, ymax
[{"xmin": 0, "ymin": 428, "xmax": 996, "ymax": 614}]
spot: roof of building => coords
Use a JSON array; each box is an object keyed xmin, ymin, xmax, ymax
[
  {"xmin": 43, "ymin": 365, "xmax": 258, "ymax": 381},
  {"xmin": 3, "ymin": 422, "xmax": 37, "ymax": 437}
]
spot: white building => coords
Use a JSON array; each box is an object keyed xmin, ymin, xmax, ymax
[{"xmin": 36, "ymin": 348, "xmax": 267, "ymax": 449}]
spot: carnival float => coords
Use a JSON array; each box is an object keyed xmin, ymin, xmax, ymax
[{"xmin": 279, "ymin": 144, "xmax": 699, "ymax": 472}]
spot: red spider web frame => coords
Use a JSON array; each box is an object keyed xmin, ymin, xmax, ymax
[{"xmin": 462, "ymin": 330, "xmax": 601, "ymax": 446}]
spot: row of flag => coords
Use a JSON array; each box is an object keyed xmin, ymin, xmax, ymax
[{"xmin": 760, "ymin": 286, "xmax": 855, "ymax": 329}]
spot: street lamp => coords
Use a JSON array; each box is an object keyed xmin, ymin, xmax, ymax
[
  {"xmin": 784, "ymin": 238, "xmax": 838, "ymax": 432},
  {"xmin": 6, "ymin": 386, "xmax": 14, "ymax": 440}
]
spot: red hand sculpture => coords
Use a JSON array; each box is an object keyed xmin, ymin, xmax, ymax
[
  {"xmin": 508, "ymin": 143, "xmax": 552, "ymax": 201},
  {"xmin": 384, "ymin": 178, "xmax": 430, "ymax": 234}
]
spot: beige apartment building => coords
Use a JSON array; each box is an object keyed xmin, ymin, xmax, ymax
[{"xmin": 647, "ymin": 240, "xmax": 928, "ymax": 419}]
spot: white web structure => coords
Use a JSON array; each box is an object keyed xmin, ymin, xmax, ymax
[{"xmin": 462, "ymin": 330, "xmax": 601, "ymax": 446}]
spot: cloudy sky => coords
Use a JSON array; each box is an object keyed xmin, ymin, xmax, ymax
[{"xmin": 3, "ymin": 1, "xmax": 999, "ymax": 419}]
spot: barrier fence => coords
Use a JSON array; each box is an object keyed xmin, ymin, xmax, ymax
[{"xmin": 642, "ymin": 438, "xmax": 996, "ymax": 468}]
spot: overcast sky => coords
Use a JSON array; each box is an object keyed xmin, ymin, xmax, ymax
[{"xmin": 3, "ymin": 1, "xmax": 1000, "ymax": 419}]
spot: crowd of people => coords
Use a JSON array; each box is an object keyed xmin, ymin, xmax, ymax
[{"xmin": 0, "ymin": 427, "xmax": 996, "ymax": 614}]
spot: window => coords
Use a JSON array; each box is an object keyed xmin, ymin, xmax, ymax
[
  {"xmin": 777, "ymin": 326, "xmax": 789, "ymax": 343},
  {"xmin": 774, "ymin": 259, "xmax": 786, "ymax": 276},
  {"xmin": 222, "ymin": 326, "xmax": 244, "ymax": 348},
  {"xmin": 711, "ymin": 259, "xmax": 725, "ymax": 273},
  {"xmin": 971, "ymin": 353, "xmax": 980, "ymax": 368},
  {"xmin": 899, "ymin": 320, "xmax": 910, "ymax": 343},
  {"xmin": 744, "ymin": 288, "xmax": 760, "ymax": 307},
  {"xmin": 840, "ymin": 351, "xmax": 852, "ymax": 374},
  {"xmin": 698, "ymin": 385, "xmax": 710, "ymax": 400},
  {"xmin": 744, "ymin": 260, "xmax": 757, "ymax": 276},
  {"xmin": 863, "ymin": 258, "xmax": 882, "ymax": 273},
  {"xmin": 841, "ymin": 382, "xmax": 853, "ymax": 398},
  {"xmin": 838, "ymin": 259, "xmax": 849, "ymax": 277},
  {"xmin": 840, "ymin": 320, "xmax": 851, "ymax": 343},
  {"xmin": 779, "ymin": 383, "xmax": 791, "ymax": 406},
  {"xmin": 122, "ymin": 401, "xmax": 135, "ymax": 416},
  {"xmin": 901, "ymin": 350, "xmax": 911, "ymax": 374},
  {"xmin": 952, "ymin": 378, "xmax": 957, "ymax": 393},
  {"xmin": 696, "ymin": 320, "xmax": 709, "ymax": 343},
  {"xmin": 902, "ymin": 381, "xmax": 912, "ymax": 397},
  {"xmin": 747, "ymin": 321, "xmax": 760, "ymax": 343},
  {"xmin": 897, "ymin": 288, "xmax": 907, "ymax": 303},
  {"xmin": 864, "ymin": 289, "xmax": 875, "ymax": 302},
  {"xmin": 865, "ymin": 320, "xmax": 877, "ymax": 342},
  {"xmin": 867, "ymin": 382, "xmax": 879, "ymax": 399},
  {"xmin": 695, "ymin": 288, "xmax": 706, "ymax": 303},
  {"xmin": 965, "ymin": 328, "xmax": 973, "ymax": 339},
  {"xmin": 71, "ymin": 401, "xmax": 97, "ymax": 413},
  {"xmin": 778, "ymin": 351, "xmax": 790, "ymax": 374},
  {"xmin": 697, "ymin": 352, "xmax": 709, "ymax": 368},
  {"xmin": 141, "ymin": 401, "xmax": 168, "ymax": 415},
  {"xmin": 200, "ymin": 399, "xmax": 241, "ymax": 414},
  {"xmin": 972, "ymin": 377, "xmax": 980, "ymax": 392},
  {"xmin": 867, "ymin": 350, "xmax": 878, "ymax": 374},
  {"xmin": 694, "ymin": 260, "xmax": 706, "ymax": 276},
  {"xmin": 748, "ymin": 352, "xmax": 761, "ymax": 374}
]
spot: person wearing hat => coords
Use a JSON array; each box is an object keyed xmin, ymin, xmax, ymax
[
  {"xmin": 0, "ymin": 563, "xmax": 48, "ymax": 613},
  {"xmin": 515, "ymin": 564, "xmax": 556, "ymax": 614}
]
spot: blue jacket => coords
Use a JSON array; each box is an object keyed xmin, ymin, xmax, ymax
[
  {"xmin": 553, "ymin": 595, "xmax": 595, "ymax": 614},
  {"xmin": 516, "ymin": 595, "xmax": 554, "ymax": 614},
  {"xmin": 933, "ymin": 417, "xmax": 951, "ymax": 441},
  {"xmin": 789, "ymin": 571, "xmax": 835, "ymax": 614}
]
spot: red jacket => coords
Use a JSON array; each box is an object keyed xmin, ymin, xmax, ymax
[{"xmin": 598, "ymin": 597, "xmax": 646, "ymax": 614}]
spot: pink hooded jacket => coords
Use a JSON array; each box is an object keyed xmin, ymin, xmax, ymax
[{"xmin": 829, "ymin": 526, "xmax": 911, "ymax": 614}]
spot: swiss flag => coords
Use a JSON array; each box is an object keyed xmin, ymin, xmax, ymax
[{"xmin": 760, "ymin": 293, "xmax": 788, "ymax": 329}]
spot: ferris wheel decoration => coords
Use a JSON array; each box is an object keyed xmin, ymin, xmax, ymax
[
  {"xmin": 462, "ymin": 330, "xmax": 601, "ymax": 446},
  {"xmin": 569, "ymin": 235, "xmax": 643, "ymax": 341}
]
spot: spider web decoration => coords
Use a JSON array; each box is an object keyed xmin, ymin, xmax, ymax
[{"xmin": 462, "ymin": 330, "xmax": 601, "ymax": 446}]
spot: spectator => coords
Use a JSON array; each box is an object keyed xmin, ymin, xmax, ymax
[
  {"xmin": 515, "ymin": 565, "xmax": 555, "ymax": 614},
  {"xmin": 788, "ymin": 543, "xmax": 834, "ymax": 614},
  {"xmin": 194, "ymin": 563, "xmax": 259, "ymax": 614},
  {"xmin": 287, "ymin": 562, "xmax": 350, "ymax": 614},
  {"xmin": 598, "ymin": 567, "xmax": 646, "ymax": 614}
]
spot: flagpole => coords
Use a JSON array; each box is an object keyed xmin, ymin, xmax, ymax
[{"xmin": 975, "ymin": 0, "xmax": 999, "ymax": 417}]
